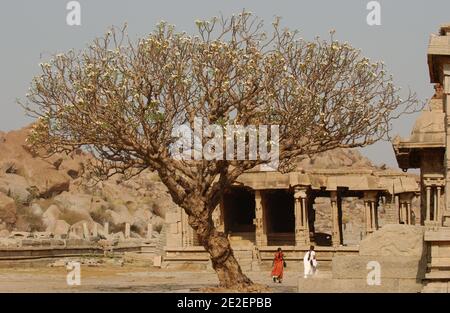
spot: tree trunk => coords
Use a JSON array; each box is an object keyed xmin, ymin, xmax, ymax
[
  {"xmin": 186, "ymin": 203, "xmax": 254, "ymax": 289},
  {"xmin": 205, "ymin": 228, "xmax": 253, "ymax": 288}
]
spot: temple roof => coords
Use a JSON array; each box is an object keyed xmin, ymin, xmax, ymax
[
  {"xmin": 394, "ymin": 107, "xmax": 445, "ymax": 149},
  {"xmin": 234, "ymin": 168, "xmax": 418, "ymax": 194},
  {"xmin": 392, "ymin": 97, "xmax": 445, "ymax": 169},
  {"xmin": 237, "ymin": 148, "xmax": 418, "ymax": 194},
  {"xmin": 428, "ymin": 24, "xmax": 450, "ymax": 83}
]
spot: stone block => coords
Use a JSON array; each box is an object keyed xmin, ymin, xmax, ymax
[
  {"xmin": 422, "ymin": 282, "xmax": 450, "ymax": 293},
  {"xmin": 359, "ymin": 224, "xmax": 426, "ymax": 257},
  {"xmin": 66, "ymin": 239, "xmax": 89, "ymax": 246},
  {"xmin": 21, "ymin": 239, "xmax": 41, "ymax": 246},
  {"xmin": 332, "ymin": 255, "xmax": 426, "ymax": 280},
  {"xmin": 434, "ymin": 244, "xmax": 450, "ymax": 257},
  {"xmin": 153, "ymin": 255, "xmax": 162, "ymax": 267},
  {"xmin": 49, "ymin": 239, "xmax": 66, "ymax": 246}
]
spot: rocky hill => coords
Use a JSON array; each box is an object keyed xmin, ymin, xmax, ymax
[
  {"xmin": 296, "ymin": 147, "xmax": 376, "ymax": 170},
  {"xmin": 0, "ymin": 125, "xmax": 177, "ymax": 240},
  {"xmin": 0, "ymin": 125, "xmax": 414, "ymax": 245}
]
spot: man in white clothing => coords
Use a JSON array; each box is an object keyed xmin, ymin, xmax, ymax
[{"xmin": 303, "ymin": 245, "xmax": 317, "ymax": 278}]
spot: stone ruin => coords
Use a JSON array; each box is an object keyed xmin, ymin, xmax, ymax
[{"xmin": 2, "ymin": 24, "xmax": 450, "ymax": 294}]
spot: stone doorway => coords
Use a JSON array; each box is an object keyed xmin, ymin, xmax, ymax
[
  {"xmin": 264, "ymin": 189, "xmax": 295, "ymax": 246},
  {"xmin": 223, "ymin": 187, "xmax": 256, "ymax": 243}
]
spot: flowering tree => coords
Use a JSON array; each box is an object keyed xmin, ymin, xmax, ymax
[{"xmin": 22, "ymin": 12, "xmax": 420, "ymax": 289}]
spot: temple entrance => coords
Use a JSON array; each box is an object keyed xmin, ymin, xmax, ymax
[
  {"xmin": 264, "ymin": 189, "xmax": 295, "ymax": 246},
  {"xmin": 223, "ymin": 187, "xmax": 256, "ymax": 243}
]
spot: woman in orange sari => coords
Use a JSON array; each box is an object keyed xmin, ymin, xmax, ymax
[{"xmin": 271, "ymin": 247, "xmax": 285, "ymax": 283}]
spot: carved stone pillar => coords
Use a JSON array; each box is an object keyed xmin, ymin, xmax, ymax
[
  {"xmin": 330, "ymin": 191, "xmax": 341, "ymax": 247},
  {"xmin": 294, "ymin": 187, "xmax": 309, "ymax": 246},
  {"xmin": 254, "ymin": 190, "xmax": 267, "ymax": 246},
  {"xmin": 399, "ymin": 202, "xmax": 405, "ymax": 224},
  {"xmin": 398, "ymin": 193, "xmax": 413, "ymax": 225},
  {"xmin": 426, "ymin": 186, "xmax": 431, "ymax": 223},
  {"xmin": 364, "ymin": 200, "xmax": 371, "ymax": 234},
  {"xmin": 406, "ymin": 202, "xmax": 412, "ymax": 225},
  {"xmin": 437, "ymin": 186, "xmax": 442, "ymax": 225},
  {"xmin": 371, "ymin": 201, "xmax": 377, "ymax": 230}
]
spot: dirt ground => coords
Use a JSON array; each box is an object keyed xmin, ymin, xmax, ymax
[{"xmin": 0, "ymin": 263, "xmax": 300, "ymax": 293}]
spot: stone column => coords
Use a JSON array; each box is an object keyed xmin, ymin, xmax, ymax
[
  {"xmin": 434, "ymin": 186, "xmax": 438, "ymax": 222},
  {"xmin": 370, "ymin": 201, "xmax": 377, "ymax": 230},
  {"xmin": 399, "ymin": 202, "xmax": 405, "ymax": 224},
  {"xmin": 330, "ymin": 191, "xmax": 340, "ymax": 247},
  {"xmin": 294, "ymin": 187, "xmax": 309, "ymax": 246},
  {"xmin": 426, "ymin": 186, "xmax": 431, "ymax": 222},
  {"xmin": 437, "ymin": 186, "xmax": 442, "ymax": 225},
  {"xmin": 125, "ymin": 223, "xmax": 131, "ymax": 239},
  {"xmin": 254, "ymin": 190, "xmax": 267, "ymax": 246},
  {"xmin": 82, "ymin": 222, "xmax": 89, "ymax": 239},
  {"xmin": 398, "ymin": 197, "xmax": 409, "ymax": 225},
  {"xmin": 406, "ymin": 202, "xmax": 412, "ymax": 225},
  {"xmin": 399, "ymin": 192, "xmax": 415, "ymax": 225},
  {"xmin": 364, "ymin": 200, "xmax": 371, "ymax": 234}
]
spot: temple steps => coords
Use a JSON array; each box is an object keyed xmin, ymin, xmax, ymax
[
  {"xmin": 229, "ymin": 232, "xmax": 255, "ymax": 248},
  {"xmin": 425, "ymin": 271, "xmax": 450, "ymax": 280},
  {"xmin": 422, "ymin": 282, "xmax": 450, "ymax": 293},
  {"xmin": 423, "ymin": 228, "xmax": 450, "ymax": 292},
  {"xmin": 430, "ymin": 258, "xmax": 450, "ymax": 268},
  {"xmin": 267, "ymin": 233, "xmax": 295, "ymax": 246}
]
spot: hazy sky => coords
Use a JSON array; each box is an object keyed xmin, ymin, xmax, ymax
[{"xmin": 1, "ymin": 0, "xmax": 449, "ymax": 167}]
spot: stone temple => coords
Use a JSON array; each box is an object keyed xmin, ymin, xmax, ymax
[
  {"xmin": 162, "ymin": 24, "xmax": 450, "ymax": 292},
  {"xmin": 392, "ymin": 24, "xmax": 450, "ymax": 291},
  {"xmin": 1, "ymin": 24, "xmax": 450, "ymax": 293},
  {"xmin": 164, "ymin": 160, "xmax": 418, "ymax": 266}
]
